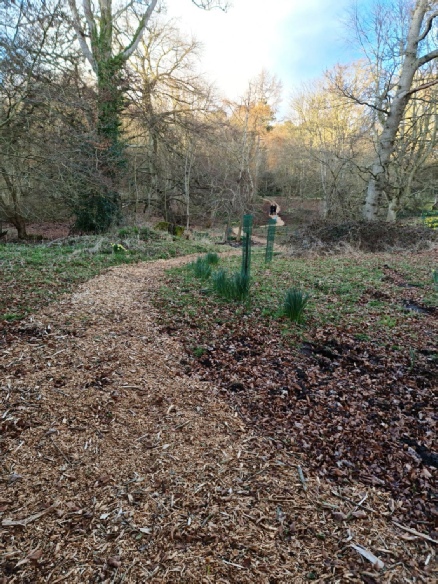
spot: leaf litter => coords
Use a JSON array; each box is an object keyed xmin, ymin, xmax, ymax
[{"xmin": 0, "ymin": 250, "xmax": 436, "ymax": 582}]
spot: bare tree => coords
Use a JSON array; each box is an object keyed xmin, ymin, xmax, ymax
[
  {"xmin": 66, "ymin": 0, "xmax": 228, "ymax": 230},
  {"xmin": 0, "ymin": 0, "xmax": 70, "ymax": 237},
  {"xmin": 223, "ymin": 71, "xmax": 282, "ymax": 233},
  {"xmin": 123, "ymin": 17, "xmax": 215, "ymax": 226},
  {"xmin": 289, "ymin": 71, "xmax": 370, "ymax": 220},
  {"xmin": 348, "ymin": 0, "xmax": 438, "ymax": 220}
]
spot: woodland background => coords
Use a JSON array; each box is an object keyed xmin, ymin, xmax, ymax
[{"xmin": 1, "ymin": 0, "xmax": 438, "ymax": 239}]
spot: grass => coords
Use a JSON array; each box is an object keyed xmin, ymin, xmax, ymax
[
  {"xmin": 2, "ymin": 235, "xmax": 437, "ymax": 346},
  {"xmin": 189, "ymin": 257, "xmax": 212, "ymax": 280},
  {"xmin": 0, "ymin": 233, "xmax": 215, "ymax": 322},
  {"xmin": 205, "ymin": 251, "xmax": 220, "ymax": 265},
  {"xmin": 212, "ymin": 270, "xmax": 250, "ymax": 301},
  {"xmin": 157, "ymin": 249, "xmax": 437, "ymax": 340},
  {"xmin": 283, "ymin": 288, "xmax": 310, "ymax": 323}
]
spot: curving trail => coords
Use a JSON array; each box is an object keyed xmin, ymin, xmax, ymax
[{"xmin": 0, "ymin": 254, "xmax": 431, "ymax": 582}]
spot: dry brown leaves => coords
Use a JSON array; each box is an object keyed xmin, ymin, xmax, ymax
[{"xmin": 0, "ymin": 254, "xmax": 436, "ymax": 582}]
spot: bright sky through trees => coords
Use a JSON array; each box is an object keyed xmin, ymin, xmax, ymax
[{"xmin": 166, "ymin": 0, "xmax": 363, "ymax": 113}]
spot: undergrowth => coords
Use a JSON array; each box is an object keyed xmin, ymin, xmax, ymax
[
  {"xmin": 159, "ymin": 250, "xmax": 437, "ymax": 336},
  {"xmin": 288, "ymin": 220, "xmax": 438, "ymax": 253},
  {"xmin": 283, "ymin": 288, "xmax": 310, "ymax": 323},
  {"xmin": 212, "ymin": 270, "xmax": 250, "ymax": 301},
  {"xmin": 0, "ymin": 233, "xmax": 214, "ymax": 322}
]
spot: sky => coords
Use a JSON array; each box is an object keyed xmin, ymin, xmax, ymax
[{"xmin": 165, "ymin": 0, "xmax": 362, "ymax": 116}]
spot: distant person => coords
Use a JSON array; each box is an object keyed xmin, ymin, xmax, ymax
[{"xmin": 270, "ymin": 204, "xmax": 277, "ymax": 215}]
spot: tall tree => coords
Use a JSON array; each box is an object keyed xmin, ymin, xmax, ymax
[
  {"xmin": 289, "ymin": 70, "xmax": 369, "ymax": 219},
  {"xmin": 67, "ymin": 0, "xmax": 227, "ymax": 231},
  {"xmin": 227, "ymin": 71, "xmax": 282, "ymax": 223},
  {"xmin": 349, "ymin": 0, "xmax": 438, "ymax": 220},
  {"xmin": 0, "ymin": 0, "xmax": 69, "ymax": 238},
  {"xmin": 125, "ymin": 17, "xmax": 211, "ymax": 224}
]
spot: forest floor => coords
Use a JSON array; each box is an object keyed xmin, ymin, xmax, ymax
[{"xmin": 0, "ymin": 243, "xmax": 436, "ymax": 583}]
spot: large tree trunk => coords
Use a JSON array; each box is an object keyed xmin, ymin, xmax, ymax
[
  {"xmin": 364, "ymin": 0, "xmax": 437, "ymax": 220},
  {"xmin": 11, "ymin": 215, "xmax": 28, "ymax": 239}
]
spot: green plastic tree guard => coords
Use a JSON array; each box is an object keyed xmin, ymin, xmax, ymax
[
  {"xmin": 265, "ymin": 217, "xmax": 276, "ymax": 263},
  {"xmin": 241, "ymin": 214, "xmax": 253, "ymax": 277}
]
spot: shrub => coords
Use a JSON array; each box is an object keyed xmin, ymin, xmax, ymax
[
  {"xmin": 424, "ymin": 215, "xmax": 438, "ymax": 230},
  {"xmin": 154, "ymin": 222, "xmax": 185, "ymax": 237},
  {"xmin": 172, "ymin": 224, "xmax": 185, "ymax": 237},
  {"xmin": 155, "ymin": 221, "xmax": 170, "ymax": 232},
  {"xmin": 118, "ymin": 226, "xmax": 139, "ymax": 238},
  {"xmin": 283, "ymin": 288, "xmax": 309, "ymax": 323},
  {"xmin": 73, "ymin": 190, "xmax": 120, "ymax": 234},
  {"xmin": 112, "ymin": 243, "xmax": 127, "ymax": 254},
  {"xmin": 288, "ymin": 220, "xmax": 438, "ymax": 253}
]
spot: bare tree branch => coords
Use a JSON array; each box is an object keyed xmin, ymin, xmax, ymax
[
  {"xmin": 407, "ymin": 77, "xmax": 438, "ymax": 95},
  {"xmin": 417, "ymin": 47, "xmax": 438, "ymax": 67},
  {"xmin": 191, "ymin": 0, "xmax": 230, "ymax": 9},
  {"xmin": 417, "ymin": 8, "xmax": 438, "ymax": 41},
  {"xmin": 67, "ymin": 0, "xmax": 97, "ymax": 71},
  {"xmin": 120, "ymin": 0, "xmax": 159, "ymax": 60}
]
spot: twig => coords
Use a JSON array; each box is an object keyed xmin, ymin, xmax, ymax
[
  {"xmin": 201, "ymin": 513, "xmax": 214, "ymax": 527},
  {"xmin": 297, "ymin": 465, "xmax": 307, "ymax": 492},
  {"xmin": 392, "ymin": 521, "xmax": 438, "ymax": 544},
  {"xmin": 222, "ymin": 559, "xmax": 244, "ymax": 569},
  {"xmin": 51, "ymin": 349, "xmax": 67, "ymax": 357},
  {"xmin": 331, "ymin": 491, "xmax": 378, "ymax": 514},
  {"xmin": 174, "ymin": 420, "xmax": 191, "ymax": 430},
  {"xmin": 50, "ymin": 437, "xmax": 71, "ymax": 463},
  {"xmin": 2, "ymin": 501, "xmax": 60, "ymax": 527},
  {"xmin": 135, "ymin": 435, "xmax": 160, "ymax": 448}
]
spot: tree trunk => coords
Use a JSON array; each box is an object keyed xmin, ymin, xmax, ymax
[
  {"xmin": 364, "ymin": 0, "xmax": 434, "ymax": 220},
  {"xmin": 386, "ymin": 196, "xmax": 400, "ymax": 222},
  {"xmin": 0, "ymin": 165, "xmax": 28, "ymax": 238},
  {"xmin": 11, "ymin": 214, "xmax": 28, "ymax": 239},
  {"xmin": 12, "ymin": 217, "xmax": 27, "ymax": 239},
  {"xmin": 184, "ymin": 145, "xmax": 193, "ymax": 230}
]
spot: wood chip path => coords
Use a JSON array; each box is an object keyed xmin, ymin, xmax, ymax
[{"xmin": 1, "ymin": 254, "xmax": 435, "ymax": 582}]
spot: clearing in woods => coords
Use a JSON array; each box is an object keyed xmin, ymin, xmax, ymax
[{"xmin": 0, "ymin": 247, "xmax": 437, "ymax": 583}]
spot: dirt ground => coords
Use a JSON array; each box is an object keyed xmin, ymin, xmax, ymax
[{"xmin": 0, "ymin": 254, "xmax": 436, "ymax": 583}]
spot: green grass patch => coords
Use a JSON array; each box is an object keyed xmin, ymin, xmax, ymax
[
  {"xmin": 188, "ymin": 257, "xmax": 212, "ymax": 280},
  {"xmin": 0, "ymin": 235, "xmax": 215, "ymax": 322},
  {"xmin": 205, "ymin": 251, "xmax": 220, "ymax": 265},
  {"xmin": 157, "ymin": 250, "xmax": 437, "ymax": 343}
]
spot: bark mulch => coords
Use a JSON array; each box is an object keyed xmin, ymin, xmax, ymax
[{"xmin": 0, "ymin": 255, "xmax": 436, "ymax": 583}]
